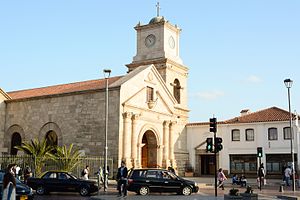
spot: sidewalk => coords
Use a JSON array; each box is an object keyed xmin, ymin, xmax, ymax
[{"xmin": 89, "ymin": 177, "xmax": 300, "ymax": 200}]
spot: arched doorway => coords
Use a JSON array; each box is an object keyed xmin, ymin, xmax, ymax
[
  {"xmin": 141, "ymin": 130, "xmax": 158, "ymax": 168},
  {"xmin": 11, "ymin": 132, "xmax": 22, "ymax": 155}
]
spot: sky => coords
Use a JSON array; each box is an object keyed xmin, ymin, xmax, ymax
[{"xmin": 0, "ymin": 0, "xmax": 299, "ymax": 122}]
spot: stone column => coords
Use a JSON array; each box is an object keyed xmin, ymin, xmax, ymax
[
  {"xmin": 131, "ymin": 114, "xmax": 139, "ymax": 168},
  {"xmin": 122, "ymin": 112, "xmax": 132, "ymax": 166},
  {"xmin": 169, "ymin": 121, "xmax": 176, "ymax": 167},
  {"xmin": 163, "ymin": 120, "xmax": 170, "ymax": 168},
  {"xmin": 157, "ymin": 144, "xmax": 163, "ymax": 168}
]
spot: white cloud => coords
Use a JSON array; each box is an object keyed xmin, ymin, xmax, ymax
[
  {"xmin": 194, "ymin": 90, "xmax": 225, "ymax": 101},
  {"xmin": 245, "ymin": 75, "xmax": 262, "ymax": 84}
]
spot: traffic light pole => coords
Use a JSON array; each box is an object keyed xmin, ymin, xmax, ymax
[
  {"xmin": 214, "ymin": 131, "xmax": 217, "ymax": 197},
  {"xmin": 259, "ymin": 157, "xmax": 262, "ymax": 191}
]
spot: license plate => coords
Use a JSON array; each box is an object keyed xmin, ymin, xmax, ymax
[{"xmin": 20, "ymin": 195, "xmax": 28, "ymax": 200}]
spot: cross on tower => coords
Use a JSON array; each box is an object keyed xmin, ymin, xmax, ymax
[{"xmin": 156, "ymin": 2, "xmax": 160, "ymax": 17}]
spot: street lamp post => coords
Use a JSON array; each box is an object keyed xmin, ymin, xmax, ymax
[
  {"xmin": 103, "ymin": 69, "xmax": 111, "ymax": 192},
  {"xmin": 284, "ymin": 78, "xmax": 296, "ymax": 191}
]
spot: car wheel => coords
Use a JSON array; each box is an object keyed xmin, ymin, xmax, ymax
[
  {"xmin": 79, "ymin": 186, "xmax": 89, "ymax": 196},
  {"xmin": 36, "ymin": 185, "xmax": 45, "ymax": 195},
  {"xmin": 138, "ymin": 186, "xmax": 149, "ymax": 195},
  {"xmin": 182, "ymin": 186, "xmax": 192, "ymax": 195}
]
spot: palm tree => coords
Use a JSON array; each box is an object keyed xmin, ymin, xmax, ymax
[
  {"xmin": 49, "ymin": 144, "xmax": 82, "ymax": 172},
  {"xmin": 15, "ymin": 138, "xmax": 54, "ymax": 176}
]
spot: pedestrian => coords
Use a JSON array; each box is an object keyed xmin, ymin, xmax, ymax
[
  {"xmin": 239, "ymin": 174, "xmax": 247, "ymax": 187},
  {"xmin": 95, "ymin": 166, "xmax": 103, "ymax": 190},
  {"xmin": 258, "ymin": 163, "xmax": 265, "ymax": 187},
  {"xmin": 15, "ymin": 165, "xmax": 21, "ymax": 180},
  {"xmin": 103, "ymin": 165, "xmax": 109, "ymax": 190},
  {"xmin": 23, "ymin": 166, "xmax": 32, "ymax": 184},
  {"xmin": 2, "ymin": 171, "xmax": 16, "ymax": 200},
  {"xmin": 116, "ymin": 161, "xmax": 128, "ymax": 197},
  {"xmin": 284, "ymin": 166, "xmax": 292, "ymax": 186},
  {"xmin": 232, "ymin": 174, "xmax": 239, "ymax": 185},
  {"xmin": 168, "ymin": 166, "xmax": 176, "ymax": 174},
  {"xmin": 217, "ymin": 168, "xmax": 227, "ymax": 190},
  {"xmin": 82, "ymin": 165, "xmax": 89, "ymax": 180},
  {"xmin": 7, "ymin": 164, "xmax": 17, "ymax": 177}
]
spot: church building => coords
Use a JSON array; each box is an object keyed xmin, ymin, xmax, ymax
[{"xmin": 0, "ymin": 14, "xmax": 190, "ymax": 174}]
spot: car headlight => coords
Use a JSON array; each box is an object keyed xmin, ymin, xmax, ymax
[{"xmin": 194, "ymin": 182, "xmax": 198, "ymax": 186}]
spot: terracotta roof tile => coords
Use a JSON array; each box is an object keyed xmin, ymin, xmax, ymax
[
  {"xmin": 187, "ymin": 106, "xmax": 294, "ymax": 126},
  {"xmin": 224, "ymin": 107, "xmax": 292, "ymax": 124},
  {"xmin": 7, "ymin": 76, "xmax": 123, "ymax": 100}
]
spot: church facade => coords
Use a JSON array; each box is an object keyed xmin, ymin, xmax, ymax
[{"xmin": 0, "ymin": 16, "xmax": 190, "ymax": 174}]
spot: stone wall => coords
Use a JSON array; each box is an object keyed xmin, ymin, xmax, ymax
[
  {"xmin": 4, "ymin": 88, "xmax": 120, "ymax": 163},
  {"xmin": 0, "ymin": 89, "xmax": 9, "ymax": 153}
]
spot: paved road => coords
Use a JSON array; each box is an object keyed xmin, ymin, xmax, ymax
[{"xmin": 32, "ymin": 177, "xmax": 300, "ymax": 200}]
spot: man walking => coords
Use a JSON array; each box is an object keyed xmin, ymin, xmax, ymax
[
  {"xmin": 284, "ymin": 166, "xmax": 292, "ymax": 186},
  {"xmin": 117, "ymin": 161, "xmax": 128, "ymax": 197}
]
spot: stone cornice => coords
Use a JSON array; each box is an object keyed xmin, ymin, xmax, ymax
[
  {"xmin": 0, "ymin": 88, "xmax": 11, "ymax": 100},
  {"xmin": 134, "ymin": 20, "xmax": 181, "ymax": 33},
  {"xmin": 126, "ymin": 58, "xmax": 188, "ymax": 72}
]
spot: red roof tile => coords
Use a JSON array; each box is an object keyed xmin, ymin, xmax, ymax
[
  {"xmin": 7, "ymin": 76, "xmax": 123, "ymax": 100},
  {"xmin": 224, "ymin": 107, "xmax": 292, "ymax": 124},
  {"xmin": 187, "ymin": 107, "xmax": 294, "ymax": 126}
]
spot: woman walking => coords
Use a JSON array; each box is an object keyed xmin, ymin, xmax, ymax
[{"xmin": 217, "ymin": 168, "xmax": 227, "ymax": 190}]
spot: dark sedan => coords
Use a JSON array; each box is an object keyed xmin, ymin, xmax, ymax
[
  {"xmin": 0, "ymin": 170, "xmax": 34, "ymax": 200},
  {"xmin": 26, "ymin": 171, "xmax": 99, "ymax": 196},
  {"xmin": 127, "ymin": 168, "xmax": 199, "ymax": 195}
]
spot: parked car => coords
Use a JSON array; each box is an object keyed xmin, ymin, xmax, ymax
[
  {"xmin": 127, "ymin": 168, "xmax": 199, "ymax": 195},
  {"xmin": 0, "ymin": 170, "xmax": 34, "ymax": 200},
  {"xmin": 26, "ymin": 171, "xmax": 99, "ymax": 196}
]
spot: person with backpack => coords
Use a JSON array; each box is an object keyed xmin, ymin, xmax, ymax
[{"xmin": 81, "ymin": 165, "xmax": 89, "ymax": 180}]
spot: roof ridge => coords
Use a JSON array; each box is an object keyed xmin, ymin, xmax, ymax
[{"xmin": 7, "ymin": 76, "xmax": 123, "ymax": 94}]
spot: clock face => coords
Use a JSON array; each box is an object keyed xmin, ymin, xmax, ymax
[
  {"xmin": 145, "ymin": 34, "xmax": 156, "ymax": 47},
  {"xmin": 168, "ymin": 36, "xmax": 175, "ymax": 49}
]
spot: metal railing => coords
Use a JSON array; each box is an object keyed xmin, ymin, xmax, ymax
[{"xmin": 0, "ymin": 155, "xmax": 113, "ymax": 179}]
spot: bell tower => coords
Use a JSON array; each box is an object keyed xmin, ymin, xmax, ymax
[{"xmin": 126, "ymin": 8, "xmax": 189, "ymax": 109}]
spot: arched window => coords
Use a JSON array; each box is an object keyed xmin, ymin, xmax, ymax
[
  {"xmin": 11, "ymin": 132, "xmax": 22, "ymax": 155},
  {"xmin": 173, "ymin": 79, "xmax": 181, "ymax": 103},
  {"xmin": 45, "ymin": 130, "xmax": 58, "ymax": 147}
]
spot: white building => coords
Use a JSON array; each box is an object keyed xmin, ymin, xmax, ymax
[{"xmin": 186, "ymin": 107, "xmax": 300, "ymax": 177}]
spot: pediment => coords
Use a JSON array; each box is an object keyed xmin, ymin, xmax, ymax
[{"xmin": 120, "ymin": 65, "xmax": 176, "ymax": 115}]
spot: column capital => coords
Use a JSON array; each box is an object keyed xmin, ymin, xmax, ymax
[
  {"xmin": 122, "ymin": 112, "xmax": 132, "ymax": 119},
  {"xmin": 131, "ymin": 114, "xmax": 140, "ymax": 121},
  {"xmin": 169, "ymin": 121, "xmax": 177, "ymax": 127},
  {"xmin": 163, "ymin": 120, "xmax": 170, "ymax": 126}
]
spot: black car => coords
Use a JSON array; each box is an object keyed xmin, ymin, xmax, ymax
[
  {"xmin": 0, "ymin": 170, "xmax": 34, "ymax": 200},
  {"xmin": 127, "ymin": 168, "xmax": 199, "ymax": 195},
  {"xmin": 26, "ymin": 171, "xmax": 99, "ymax": 196}
]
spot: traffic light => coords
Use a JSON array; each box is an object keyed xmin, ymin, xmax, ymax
[
  {"xmin": 209, "ymin": 118, "xmax": 217, "ymax": 132},
  {"xmin": 206, "ymin": 137, "xmax": 213, "ymax": 152},
  {"xmin": 215, "ymin": 137, "xmax": 223, "ymax": 152},
  {"xmin": 257, "ymin": 147, "xmax": 263, "ymax": 157}
]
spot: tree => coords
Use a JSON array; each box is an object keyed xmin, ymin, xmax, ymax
[
  {"xmin": 49, "ymin": 143, "xmax": 82, "ymax": 172},
  {"xmin": 15, "ymin": 139, "xmax": 54, "ymax": 176}
]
